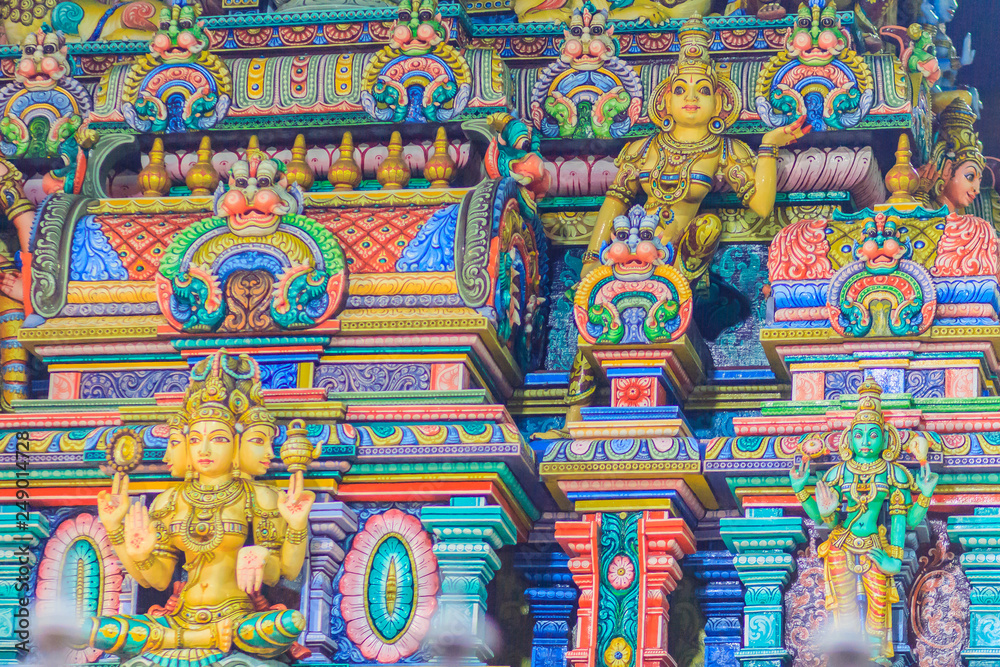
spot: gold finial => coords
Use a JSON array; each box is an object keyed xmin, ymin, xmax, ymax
[
  {"xmin": 138, "ymin": 138, "xmax": 171, "ymax": 197},
  {"xmin": 423, "ymin": 127, "xmax": 456, "ymax": 189},
  {"xmin": 377, "ymin": 131, "xmax": 411, "ymax": 190},
  {"xmin": 285, "ymin": 134, "xmax": 314, "ymax": 192},
  {"xmin": 328, "ymin": 132, "xmax": 363, "ymax": 191},
  {"xmin": 186, "ymin": 136, "xmax": 219, "ymax": 196},
  {"xmin": 884, "ymin": 134, "xmax": 920, "ymax": 206}
]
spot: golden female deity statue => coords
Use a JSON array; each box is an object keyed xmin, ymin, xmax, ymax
[
  {"xmin": 917, "ymin": 98, "xmax": 984, "ymax": 214},
  {"xmin": 558, "ymin": 16, "xmax": 809, "ymax": 425},
  {"xmin": 790, "ymin": 379, "xmax": 938, "ymax": 665},
  {"xmin": 581, "ymin": 15, "xmax": 810, "ymax": 285},
  {"xmin": 85, "ymin": 352, "xmax": 314, "ymax": 664}
]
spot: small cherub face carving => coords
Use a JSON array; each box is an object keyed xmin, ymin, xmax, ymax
[
  {"xmin": 560, "ymin": 8, "xmax": 615, "ymax": 71},
  {"xmin": 788, "ymin": 1, "xmax": 846, "ymax": 67},
  {"xmin": 151, "ymin": 4, "xmax": 209, "ymax": 62},
  {"xmin": 216, "ymin": 157, "xmax": 298, "ymax": 237},
  {"xmin": 16, "ymin": 31, "xmax": 69, "ymax": 91}
]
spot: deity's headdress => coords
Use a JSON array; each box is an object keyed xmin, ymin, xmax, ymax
[
  {"xmin": 647, "ymin": 15, "xmax": 741, "ymax": 134},
  {"xmin": 850, "ymin": 378, "xmax": 885, "ymax": 428},
  {"xmin": 918, "ymin": 98, "xmax": 984, "ymax": 204},
  {"xmin": 936, "ymin": 99, "xmax": 984, "ymax": 172},
  {"xmin": 840, "ymin": 377, "xmax": 902, "ymax": 462},
  {"xmin": 184, "ymin": 351, "xmax": 254, "ymax": 426}
]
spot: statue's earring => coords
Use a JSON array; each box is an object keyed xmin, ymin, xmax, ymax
[
  {"xmin": 662, "ymin": 115, "xmax": 674, "ymax": 132},
  {"xmin": 708, "ymin": 116, "xmax": 726, "ymax": 135}
]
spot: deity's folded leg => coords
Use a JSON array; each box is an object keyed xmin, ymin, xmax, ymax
[
  {"xmin": 232, "ymin": 608, "xmax": 306, "ymax": 659},
  {"xmin": 76, "ymin": 614, "xmax": 171, "ymax": 655}
]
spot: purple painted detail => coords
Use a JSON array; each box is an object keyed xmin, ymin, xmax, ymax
[
  {"xmin": 79, "ymin": 370, "xmax": 189, "ymax": 399},
  {"xmin": 314, "ymin": 363, "xmax": 431, "ymax": 393},
  {"xmin": 824, "ymin": 370, "xmax": 863, "ymax": 400}
]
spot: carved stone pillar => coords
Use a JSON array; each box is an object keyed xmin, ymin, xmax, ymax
[
  {"xmin": 721, "ymin": 509, "xmax": 805, "ymax": 667},
  {"xmin": 686, "ymin": 550, "xmax": 744, "ymax": 666},
  {"xmin": 515, "ymin": 512, "xmax": 578, "ymax": 667},
  {"xmin": 557, "ymin": 511, "xmax": 695, "ymax": 667},
  {"xmin": 299, "ymin": 501, "xmax": 359, "ymax": 661},
  {"xmin": 420, "ymin": 496, "xmax": 518, "ymax": 664},
  {"xmin": 0, "ymin": 507, "xmax": 49, "ymax": 661}
]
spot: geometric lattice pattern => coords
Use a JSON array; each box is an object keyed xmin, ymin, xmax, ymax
[
  {"xmin": 101, "ymin": 213, "xmax": 201, "ymax": 280},
  {"xmin": 309, "ymin": 207, "xmax": 435, "ymax": 273}
]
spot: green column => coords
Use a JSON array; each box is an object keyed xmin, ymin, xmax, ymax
[
  {"xmin": 0, "ymin": 506, "xmax": 49, "ymax": 662},
  {"xmin": 421, "ymin": 497, "xmax": 517, "ymax": 664},
  {"xmin": 949, "ymin": 507, "xmax": 1000, "ymax": 666},
  {"xmin": 721, "ymin": 508, "xmax": 805, "ymax": 667}
]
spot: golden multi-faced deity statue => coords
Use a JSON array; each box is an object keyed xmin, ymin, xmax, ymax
[{"xmin": 85, "ymin": 352, "xmax": 314, "ymax": 662}]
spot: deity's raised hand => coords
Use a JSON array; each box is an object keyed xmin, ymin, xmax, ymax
[
  {"xmin": 761, "ymin": 114, "xmax": 811, "ymax": 149},
  {"xmin": 789, "ymin": 455, "xmax": 810, "ymax": 493},
  {"xmin": 278, "ymin": 471, "xmax": 315, "ymax": 531},
  {"xmin": 97, "ymin": 472, "xmax": 131, "ymax": 529},
  {"xmin": 124, "ymin": 502, "xmax": 157, "ymax": 563},
  {"xmin": 915, "ymin": 468, "xmax": 939, "ymax": 498},
  {"xmin": 815, "ymin": 480, "xmax": 839, "ymax": 517}
]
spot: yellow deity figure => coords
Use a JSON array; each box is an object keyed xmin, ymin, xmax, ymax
[
  {"xmin": 789, "ymin": 379, "xmax": 938, "ymax": 665},
  {"xmin": 88, "ymin": 352, "xmax": 314, "ymax": 663},
  {"xmin": 917, "ymin": 98, "xmax": 984, "ymax": 214},
  {"xmin": 581, "ymin": 15, "xmax": 810, "ymax": 285}
]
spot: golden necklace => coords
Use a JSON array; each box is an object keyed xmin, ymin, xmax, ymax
[
  {"xmin": 180, "ymin": 478, "xmax": 244, "ymax": 555},
  {"xmin": 648, "ymin": 132, "xmax": 721, "ymax": 206}
]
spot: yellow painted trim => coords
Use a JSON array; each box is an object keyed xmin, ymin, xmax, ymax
[{"xmin": 67, "ymin": 282, "xmax": 158, "ymax": 303}]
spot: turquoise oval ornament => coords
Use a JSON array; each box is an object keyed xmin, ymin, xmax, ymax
[{"xmin": 365, "ymin": 534, "xmax": 418, "ymax": 643}]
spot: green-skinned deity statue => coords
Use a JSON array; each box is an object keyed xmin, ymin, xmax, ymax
[{"xmin": 790, "ymin": 378, "xmax": 938, "ymax": 665}]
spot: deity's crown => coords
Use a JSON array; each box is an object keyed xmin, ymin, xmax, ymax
[
  {"xmin": 937, "ymin": 99, "xmax": 984, "ymax": 171},
  {"xmin": 673, "ymin": 16, "xmax": 715, "ymax": 83},
  {"xmin": 184, "ymin": 351, "xmax": 249, "ymax": 426},
  {"xmin": 851, "ymin": 378, "xmax": 885, "ymax": 427}
]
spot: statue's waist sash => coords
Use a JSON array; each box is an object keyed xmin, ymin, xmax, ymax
[
  {"xmin": 821, "ymin": 525, "xmax": 886, "ymax": 556},
  {"xmin": 172, "ymin": 598, "xmax": 255, "ymax": 629}
]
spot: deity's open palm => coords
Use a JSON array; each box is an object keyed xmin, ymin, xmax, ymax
[
  {"xmin": 816, "ymin": 480, "xmax": 839, "ymax": 517},
  {"xmin": 124, "ymin": 502, "xmax": 157, "ymax": 562},
  {"xmin": 278, "ymin": 471, "xmax": 315, "ymax": 531},
  {"xmin": 97, "ymin": 472, "xmax": 131, "ymax": 528}
]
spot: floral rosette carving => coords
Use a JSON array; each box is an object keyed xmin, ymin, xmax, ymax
[{"xmin": 339, "ymin": 509, "xmax": 440, "ymax": 663}]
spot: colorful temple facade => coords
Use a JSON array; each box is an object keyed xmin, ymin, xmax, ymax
[{"xmin": 0, "ymin": 0, "xmax": 995, "ymax": 665}]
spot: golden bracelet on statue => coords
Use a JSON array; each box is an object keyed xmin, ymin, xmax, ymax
[{"xmin": 107, "ymin": 525, "xmax": 126, "ymax": 545}]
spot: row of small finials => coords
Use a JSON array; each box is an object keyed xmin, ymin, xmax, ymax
[{"xmin": 137, "ymin": 128, "xmax": 458, "ymax": 197}]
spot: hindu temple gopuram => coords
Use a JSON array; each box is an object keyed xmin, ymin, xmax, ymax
[{"xmin": 2, "ymin": 0, "xmax": 998, "ymax": 664}]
